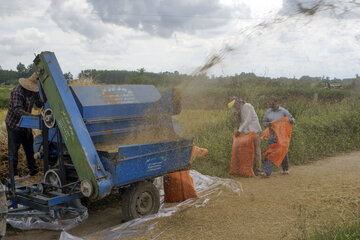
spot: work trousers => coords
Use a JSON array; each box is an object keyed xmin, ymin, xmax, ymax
[
  {"xmin": 6, "ymin": 125, "xmax": 38, "ymax": 176},
  {"xmin": 262, "ymin": 137, "xmax": 289, "ymax": 176},
  {"xmin": 254, "ymin": 132, "xmax": 262, "ymax": 172}
]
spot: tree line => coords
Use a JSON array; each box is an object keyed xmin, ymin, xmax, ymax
[
  {"xmin": 0, "ymin": 63, "xmax": 35, "ymax": 85},
  {"xmin": 0, "ymin": 63, "xmax": 74, "ymax": 85},
  {"xmin": 77, "ymin": 68, "xmax": 186, "ymax": 87},
  {"xmin": 0, "ymin": 63, "xmax": 186, "ymax": 87},
  {"xmin": 0, "ymin": 63, "xmax": 358, "ymax": 88}
]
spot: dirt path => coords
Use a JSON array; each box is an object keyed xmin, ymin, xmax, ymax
[{"xmin": 6, "ymin": 151, "xmax": 360, "ymax": 240}]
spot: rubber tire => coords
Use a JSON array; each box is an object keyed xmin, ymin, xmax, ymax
[{"xmin": 121, "ymin": 181, "xmax": 160, "ymax": 221}]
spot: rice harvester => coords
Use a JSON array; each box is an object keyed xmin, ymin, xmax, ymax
[{"xmin": 1, "ymin": 51, "xmax": 193, "ymax": 234}]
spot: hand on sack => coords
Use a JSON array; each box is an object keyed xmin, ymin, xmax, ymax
[{"xmin": 235, "ymin": 131, "xmax": 241, "ymax": 137}]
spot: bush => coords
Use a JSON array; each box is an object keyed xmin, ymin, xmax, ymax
[{"xmin": 289, "ymin": 100, "xmax": 360, "ymax": 164}]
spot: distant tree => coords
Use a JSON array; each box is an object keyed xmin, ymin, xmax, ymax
[
  {"xmin": 64, "ymin": 72, "xmax": 73, "ymax": 83},
  {"xmin": 78, "ymin": 68, "xmax": 187, "ymax": 87},
  {"xmin": 132, "ymin": 68, "xmax": 146, "ymax": 84},
  {"xmin": 16, "ymin": 62, "xmax": 27, "ymax": 77},
  {"xmin": 137, "ymin": 68, "xmax": 145, "ymax": 75},
  {"xmin": 0, "ymin": 65, "xmax": 2, "ymax": 70},
  {"xmin": 78, "ymin": 69, "xmax": 96, "ymax": 79},
  {"xmin": 0, "ymin": 69, "xmax": 19, "ymax": 84},
  {"xmin": 26, "ymin": 64, "xmax": 35, "ymax": 75},
  {"xmin": 299, "ymin": 76, "xmax": 312, "ymax": 82}
]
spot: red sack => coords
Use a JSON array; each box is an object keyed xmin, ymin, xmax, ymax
[
  {"xmin": 163, "ymin": 170, "xmax": 198, "ymax": 203},
  {"xmin": 228, "ymin": 131, "xmax": 255, "ymax": 177},
  {"xmin": 263, "ymin": 117, "xmax": 292, "ymax": 167},
  {"xmin": 164, "ymin": 145, "xmax": 208, "ymax": 203}
]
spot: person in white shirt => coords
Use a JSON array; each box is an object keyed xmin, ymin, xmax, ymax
[{"xmin": 230, "ymin": 97, "xmax": 262, "ymax": 175}]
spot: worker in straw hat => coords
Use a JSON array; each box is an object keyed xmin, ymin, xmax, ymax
[
  {"xmin": 228, "ymin": 97, "xmax": 262, "ymax": 175},
  {"xmin": 5, "ymin": 72, "xmax": 43, "ymax": 178}
]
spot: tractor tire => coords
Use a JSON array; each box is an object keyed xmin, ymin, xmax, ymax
[{"xmin": 121, "ymin": 181, "xmax": 160, "ymax": 222}]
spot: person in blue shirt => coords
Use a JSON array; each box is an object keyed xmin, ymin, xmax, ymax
[{"xmin": 259, "ymin": 96, "xmax": 295, "ymax": 177}]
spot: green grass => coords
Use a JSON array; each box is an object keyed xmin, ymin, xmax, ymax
[
  {"xmin": 0, "ymin": 109, "xmax": 7, "ymax": 124},
  {"xmin": 0, "ymin": 86, "xmax": 11, "ymax": 124},
  {"xmin": 178, "ymin": 109, "xmax": 237, "ymax": 176},
  {"xmin": 289, "ymin": 100, "xmax": 360, "ymax": 164},
  {"xmin": 0, "ymin": 85, "xmax": 12, "ymax": 109},
  {"xmin": 300, "ymin": 219, "xmax": 360, "ymax": 240}
]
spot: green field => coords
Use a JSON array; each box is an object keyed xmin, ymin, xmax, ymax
[
  {"xmin": 0, "ymin": 86, "xmax": 12, "ymax": 124},
  {"xmin": 1, "ymin": 78, "xmax": 359, "ymax": 170},
  {"xmin": 177, "ymin": 77, "xmax": 360, "ymax": 177},
  {"xmin": 178, "ymin": 100, "xmax": 360, "ymax": 177},
  {"xmin": 1, "ymin": 79, "xmax": 360, "ymax": 169},
  {"xmin": 0, "ymin": 85, "xmax": 12, "ymax": 106},
  {"xmin": 1, "ymin": 77, "xmax": 360, "ymax": 238}
]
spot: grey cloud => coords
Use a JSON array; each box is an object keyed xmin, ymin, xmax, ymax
[
  {"xmin": 0, "ymin": 0, "xmax": 48, "ymax": 17},
  {"xmin": 0, "ymin": 1, "xmax": 28, "ymax": 17},
  {"xmin": 0, "ymin": 1, "xmax": 19, "ymax": 16},
  {"xmin": 87, "ymin": 0, "xmax": 247, "ymax": 38},
  {"xmin": 48, "ymin": 0, "xmax": 110, "ymax": 39}
]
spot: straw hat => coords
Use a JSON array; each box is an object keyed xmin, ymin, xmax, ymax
[{"xmin": 19, "ymin": 73, "xmax": 39, "ymax": 92}]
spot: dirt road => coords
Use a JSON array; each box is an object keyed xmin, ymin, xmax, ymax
[{"xmin": 7, "ymin": 151, "xmax": 360, "ymax": 240}]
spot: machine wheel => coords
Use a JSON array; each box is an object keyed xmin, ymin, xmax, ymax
[
  {"xmin": 43, "ymin": 108, "xmax": 56, "ymax": 128},
  {"xmin": 121, "ymin": 181, "xmax": 160, "ymax": 221},
  {"xmin": 44, "ymin": 169, "xmax": 64, "ymax": 188}
]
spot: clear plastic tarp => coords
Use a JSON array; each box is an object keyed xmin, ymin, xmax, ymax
[
  {"xmin": 60, "ymin": 170, "xmax": 242, "ymax": 240},
  {"xmin": 7, "ymin": 202, "xmax": 88, "ymax": 231}
]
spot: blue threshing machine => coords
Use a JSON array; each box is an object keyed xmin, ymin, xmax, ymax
[{"xmin": 1, "ymin": 51, "xmax": 193, "ymax": 230}]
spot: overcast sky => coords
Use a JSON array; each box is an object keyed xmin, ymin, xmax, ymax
[{"xmin": 0, "ymin": 0, "xmax": 359, "ymax": 79}]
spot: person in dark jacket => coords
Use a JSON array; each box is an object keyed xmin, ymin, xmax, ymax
[{"xmin": 5, "ymin": 73, "xmax": 43, "ymax": 177}]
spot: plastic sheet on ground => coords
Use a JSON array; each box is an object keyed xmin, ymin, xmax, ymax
[
  {"xmin": 60, "ymin": 170, "xmax": 243, "ymax": 240},
  {"xmin": 7, "ymin": 204, "xmax": 88, "ymax": 231}
]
